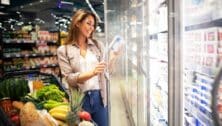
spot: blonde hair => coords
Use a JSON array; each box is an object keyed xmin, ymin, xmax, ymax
[{"xmin": 65, "ymin": 9, "xmax": 97, "ymax": 45}]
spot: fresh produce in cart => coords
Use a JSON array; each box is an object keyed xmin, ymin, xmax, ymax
[
  {"xmin": 79, "ymin": 121, "xmax": 94, "ymax": 126},
  {"xmin": 0, "ymin": 72, "xmax": 70, "ymax": 126},
  {"xmin": 78, "ymin": 111, "xmax": 91, "ymax": 121},
  {"xmin": 66, "ymin": 89, "xmax": 96, "ymax": 126},
  {"xmin": 0, "ymin": 71, "xmax": 96, "ymax": 126},
  {"xmin": 67, "ymin": 89, "xmax": 85, "ymax": 126}
]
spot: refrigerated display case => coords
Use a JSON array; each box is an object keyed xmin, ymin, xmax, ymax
[
  {"xmin": 181, "ymin": 0, "xmax": 222, "ymax": 125},
  {"xmin": 105, "ymin": 0, "xmax": 149, "ymax": 125},
  {"xmin": 105, "ymin": 0, "xmax": 222, "ymax": 125},
  {"xmin": 105, "ymin": 0, "xmax": 170, "ymax": 125},
  {"xmin": 148, "ymin": 0, "xmax": 168, "ymax": 125}
]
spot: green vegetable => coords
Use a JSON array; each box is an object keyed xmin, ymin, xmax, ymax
[
  {"xmin": 0, "ymin": 78, "xmax": 29, "ymax": 100},
  {"xmin": 20, "ymin": 95, "xmax": 45, "ymax": 109},
  {"xmin": 43, "ymin": 100, "xmax": 68, "ymax": 110},
  {"xmin": 36, "ymin": 85, "xmax": 65, "ymax": 102}
]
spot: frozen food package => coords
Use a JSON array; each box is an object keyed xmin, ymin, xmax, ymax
[{"xmin": 103, "ymin": 35, "xmax": 125, "ymax": 60}]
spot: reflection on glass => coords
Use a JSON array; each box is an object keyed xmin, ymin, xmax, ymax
[{"xmin": 106, "ymin": 0, "xmax": 148, "ymax": 125}]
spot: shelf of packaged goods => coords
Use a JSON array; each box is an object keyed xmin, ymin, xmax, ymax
[
  {"xmin": 4, "ymin": 64, "xmax": 59, "ymax": 72},
  {"xmin": 184, "ymin": 114, "xmax": 195, "ymax": 126},
  {"xmin": 186, "ymin": 96, "xmax": 214, "ymax": 125},
  {"xmin": 184, "ymin": 67, "xmax": 215, "ymax": 79},
  {"xmin": 189, "ymin": 92, "xmax": 212, "ymax": 113},
  {"xmin": 185, "ymin": 18, "xmax": 222, "ymax": 31},
  {"xmin": 3, "ymin": 39, "xmax": 36, "ymax": 44},
  {"xmin": 3, "ymin": 39, "xmax": 58, "ymax": 45},
  {"xmin": 41, "ymin": 64, "xmax": 59, "ymax": 68},
  {"xmin": 3, "ymin": 53, "xmax": 57, "ymax": 59},
  {"xmin": 196, "ymin": 109, "xmax": 214, "ymax": 126},
  {"xmin": 150, "ymin": 104, "xmax": 168, "ymax": 124}
]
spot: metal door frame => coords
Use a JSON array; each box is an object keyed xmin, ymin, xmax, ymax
[{"xmin": 168, "ymin": 0, "xmax": 183, "ymax": 125}]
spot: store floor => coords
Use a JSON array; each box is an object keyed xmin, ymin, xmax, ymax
[{"xmin": 110, "ymin": 81, "xmax": 129, "ymax": 126}]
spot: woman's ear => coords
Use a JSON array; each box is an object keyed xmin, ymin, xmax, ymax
[{"xmin": 76, "ymin": 22, "xmax": 81, "ymax": 28}]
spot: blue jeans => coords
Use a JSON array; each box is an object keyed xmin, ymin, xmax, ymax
[{"xmin": 82, "ymin": 90, "xmax": 108, "ymax": 126}]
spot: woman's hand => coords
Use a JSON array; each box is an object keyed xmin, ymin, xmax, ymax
[
  {"xmin": 76, "ymin": 62, "xmax": 106, "ymax": 83},
  {"xmin": 92, "ymin": 62, "xmax": 106, "ymax": 76}
]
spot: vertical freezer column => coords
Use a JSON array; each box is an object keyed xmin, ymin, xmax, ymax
[{"xmin": 148, "ymin": 0, "xmax": 169, "ymax": 125}]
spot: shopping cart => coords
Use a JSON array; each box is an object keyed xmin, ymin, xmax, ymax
[
  {"xmin": 0, "ymin": 70, "xmax": 69, "ymax": 126},
  {"xmin": 2, "ymin": 70, "xmax": 69, "ymax": 97}
]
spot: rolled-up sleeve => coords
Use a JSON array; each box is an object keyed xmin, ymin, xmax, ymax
[{"xmin": 57, "ymin": 46, "xmax": 80, "ymax": 87}]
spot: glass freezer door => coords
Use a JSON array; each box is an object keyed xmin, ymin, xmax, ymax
[
  {"xmin": 181, "ymin": 0, "xmax": 222, "ymax": 125},
  {"xmin": 105, "ymin": 0, "xmax": 169, "ymax": 125},
  {"xmin": 105, "ymin": 0, "xmax": 149, "ymax": 125}
]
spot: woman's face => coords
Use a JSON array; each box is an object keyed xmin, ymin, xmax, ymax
[{"xmin": 78, "ymin": 15, "xmax": 95, "ymax": 38}]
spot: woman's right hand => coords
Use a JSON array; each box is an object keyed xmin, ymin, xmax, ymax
[{"xmin": 92, "ymin": 62, "xmax": 106, "ymax": 75}]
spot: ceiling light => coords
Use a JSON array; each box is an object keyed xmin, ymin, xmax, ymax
[
  {"xmin": 40, "ymin": 0, "xmax": 43, "ymax": 2},
  {"xmin": 17, "ymin": 22, "xmax": 24, "ymax": 26},
  {"xmin": 0, "ymin": 11, "xmax": 7, "ymax": 15},
  {"xmin": 61, "ymin": 1, "xmax": 73, "ymax": 5}
]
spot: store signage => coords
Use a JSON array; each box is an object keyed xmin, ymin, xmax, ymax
[{"xmin": 1, "ymin": 0, "xmax": 10, "ymax": 5}]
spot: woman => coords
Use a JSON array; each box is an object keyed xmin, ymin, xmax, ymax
[{"xmin": 57, "ymin": 9, "xmax": 108, "ymax": 126}]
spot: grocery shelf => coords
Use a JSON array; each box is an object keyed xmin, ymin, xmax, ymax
[
  {"xmin": 3, "ymin": 39, "xmax": 58, "ymax": 45},
  {"xmin": 184, "ymin": 67, "xmax": 215, "ymax": 79},
  {"xmin": 185, "ymin": 18, "xmax": 222, "ymax": 31},
  {"xmin": 4, "ymin": 64, "xmax": 59, "ymax": 73},
  {"xmin": 3, "ymin": 53, "xmax": 57, "ymax": 59}
]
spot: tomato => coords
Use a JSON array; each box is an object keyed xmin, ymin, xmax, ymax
[
  {"xmin": 78, "ymin": 111, "xmax": 92, "ymax": 121},
  {"xmin": 10, "ymin": 115, "xmax": 20, "ymax": 126}
]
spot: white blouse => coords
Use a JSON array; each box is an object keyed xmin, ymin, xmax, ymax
[{"xmin": 78, "ymin": 49, "xmax": 100, "ymax": 92}]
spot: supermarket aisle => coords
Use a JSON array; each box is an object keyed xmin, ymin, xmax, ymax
[{"xmin": 110, "ymin": 81, "xmax": 129, "ymax": 126}]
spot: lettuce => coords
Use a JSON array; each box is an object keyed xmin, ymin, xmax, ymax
[{"xmin": 36, "ymin": 85, "xmax": 65, "ymax": 102}]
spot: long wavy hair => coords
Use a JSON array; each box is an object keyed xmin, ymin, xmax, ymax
[{"xmin": 65, "ymin": 9, "xmax": 97, "ymax": 45}]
